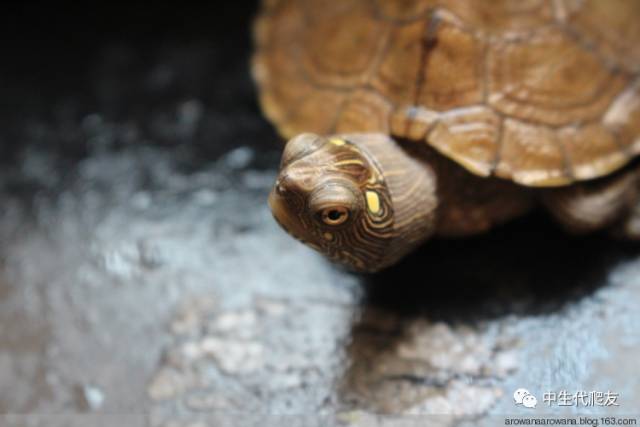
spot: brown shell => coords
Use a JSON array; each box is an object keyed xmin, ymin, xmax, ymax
[{"xmin": 253, "ymin": 0, "xmax": 640, "ymax": 187}]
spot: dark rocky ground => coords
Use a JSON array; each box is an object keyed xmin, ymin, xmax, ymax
[{"xmin": 0, "ymin": 2, "xmax": 639, "ymax": 426}]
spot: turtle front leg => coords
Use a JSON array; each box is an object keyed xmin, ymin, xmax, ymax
[{"xmin": 541, "ymin": 168, "xmax": 639, "ymax": 234}]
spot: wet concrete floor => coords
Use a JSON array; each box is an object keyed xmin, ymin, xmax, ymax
[{"xmin": 0, "ymin": 3, "xmax": 639, "ymax": 426}]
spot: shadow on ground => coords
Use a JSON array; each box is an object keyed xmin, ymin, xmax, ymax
[
  {"xmin": 338, "ymin": 216, "xmax": 639, "ymax": 415},
  {"xmin": 360, "ymin": 214, "xmax": 638, "ymax": 321}
]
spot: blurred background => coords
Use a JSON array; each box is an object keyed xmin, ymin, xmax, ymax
[{"xmin": 0, "ymin": 2, "xmax": 639, "ymax": 426}]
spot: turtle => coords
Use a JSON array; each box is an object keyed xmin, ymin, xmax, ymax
[{"xmin": 252, "ymin": 0, "xmax": 640, "ymax": 272}]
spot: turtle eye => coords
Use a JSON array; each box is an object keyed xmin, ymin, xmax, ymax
[{"xmin": 320, "ymin": 206, "xmax": 350, "ymax": 226}]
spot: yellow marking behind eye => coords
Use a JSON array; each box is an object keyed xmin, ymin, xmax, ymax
[
  {"xmin": 366, "ymin": 190, "xmax": 381, "ymax": 215},
  {"xmin": 323, "ymin": 232, "xmax": 333, "ymax": 241},
  {"xmin": 329, "ymin": 138, "xmax": 346, "ymax": 146}
]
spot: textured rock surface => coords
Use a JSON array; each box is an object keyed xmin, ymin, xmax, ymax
[{"xmin": 0, "ymin": 2, "xmax": 639, "ymax": 426}]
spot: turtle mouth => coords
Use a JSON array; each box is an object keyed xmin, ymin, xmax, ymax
[{"xmin": 268, "ymin": 187, "xmax": 308, "ymax": 243}]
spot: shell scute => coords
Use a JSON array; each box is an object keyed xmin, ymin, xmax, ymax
[{"xmin": 254, "ymin": 0, "xmax": 640, "ymax": 186}]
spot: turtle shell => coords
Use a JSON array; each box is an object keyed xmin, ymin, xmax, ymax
[{"xmin": 252, "ymin": 0, "xmax": 640, "ymax": 187}]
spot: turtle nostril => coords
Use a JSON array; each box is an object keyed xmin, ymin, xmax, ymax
[
  {"xmin": 276, "ymin": 181, "xmax": 286, "ymax": 195},
  {"xmin": 273, "ymin": 178, "xmax": 282, "ymax": 193}
]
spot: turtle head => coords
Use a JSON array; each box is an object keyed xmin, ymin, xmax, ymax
[{"xmin": 269, "ymin": 133, "xmax": 438, "ymax": 272}]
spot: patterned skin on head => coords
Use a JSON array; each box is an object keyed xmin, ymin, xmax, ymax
[
  {"xmin": 269, "ymin": 134, "xmax": 396, "ymax": 272},
  {"xmin": 269, "ymin": 133, "xmax": 439, "ymax": 272}
]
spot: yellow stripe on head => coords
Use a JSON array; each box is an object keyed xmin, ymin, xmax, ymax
[
  {"xmin": 329, "ymin": 138, "xmax": 346, "ymax": 146},
  {"xmin": 333, "ymin": 159, "xmax": 364, "ymax": 167},
  {"xmin": 366, "ymin": 190, "xmax": 381, "ymax": 215}
]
